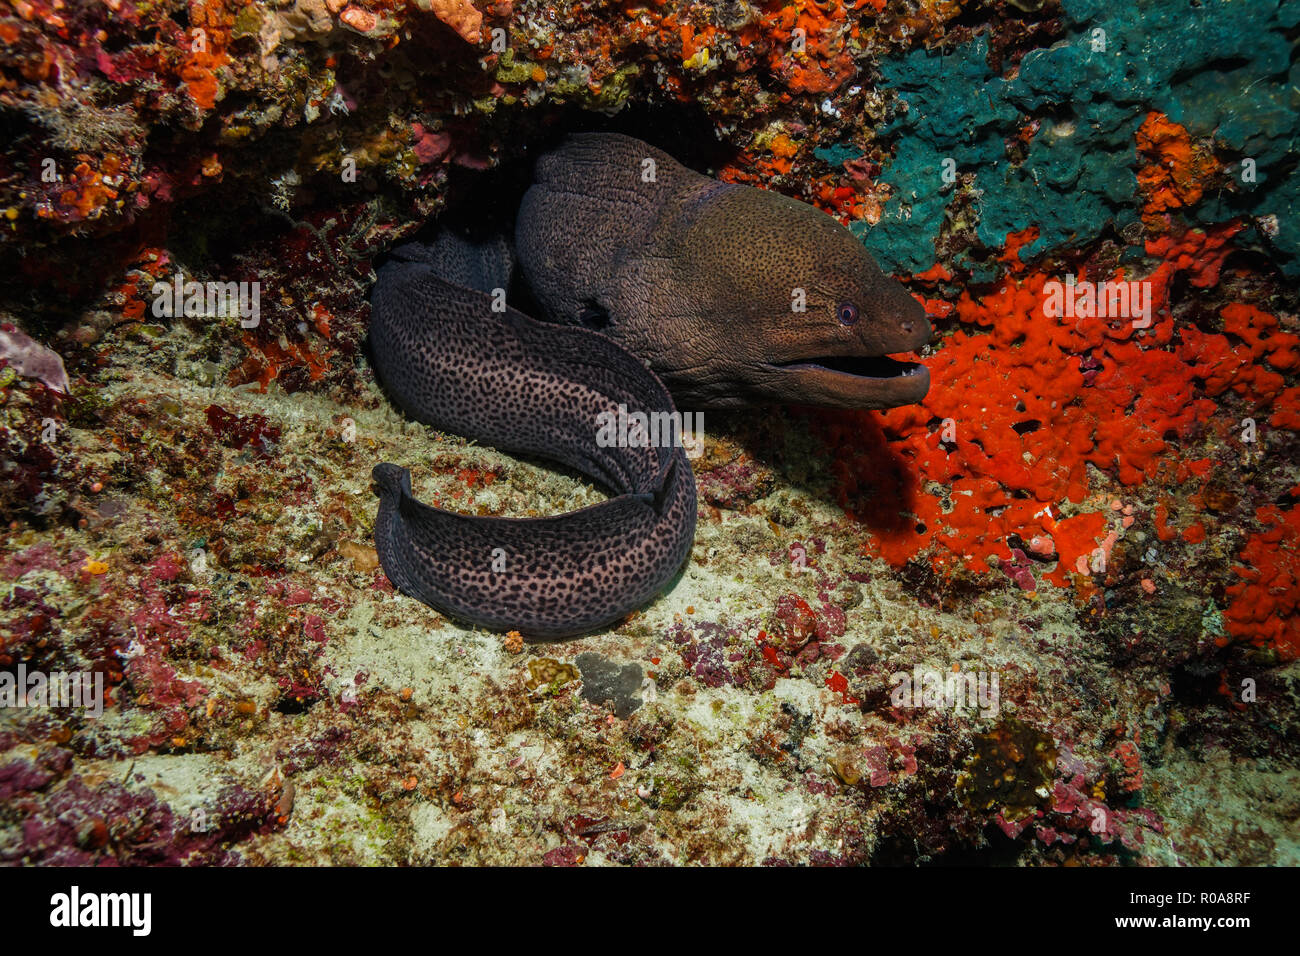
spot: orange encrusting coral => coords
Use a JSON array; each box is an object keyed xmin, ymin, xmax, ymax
[
  {"xmin": 1135, "ymin": 111, "xmax": 1219, "ymax": 231},
  {"xmin": 813, "ymin": 224, "xmax": 1300, "ymax": 620},
  {"xmin": 998, "ymin": 226, "xmax": 1040, "ymax": 271},
  {"xmin": 180, "ymin": 0, "xmax": 233, "ymax": 111},
  {"xmin": 230, "ymin": 332, "xmax": 334, "ymax": 392},
  {"xmin": 1225, "ymin": 506, "xmax": 1300, "ymax": 659},
  {"xmin": 38, "ymin": 154, "xmax": 126, "ymax": 222},
  {"xmin": 757, "ymin": 0, "xmax": 858, "ymax": 95}
]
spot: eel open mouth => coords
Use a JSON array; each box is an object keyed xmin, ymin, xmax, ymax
[
  {"xmin": 774, "ymin": 354, "xmax": 926, "ymax": 380},
  {"xmin": 757, "ymin": 352, "xmax": 931, "ymax": 409}
]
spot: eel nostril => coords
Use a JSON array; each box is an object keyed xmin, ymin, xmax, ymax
[{"xmin": 901, "ymin": 320, "xmax": 915, "ymax": 334}]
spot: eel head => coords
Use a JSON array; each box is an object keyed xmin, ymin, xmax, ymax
[{"xmin": 653, "ymin": 185, "xmax": 932, "ymax": 410}]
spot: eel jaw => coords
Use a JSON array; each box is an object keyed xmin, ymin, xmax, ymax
[{"xmin": 761, "ymin": 353, "xmax": 931, "ymax": 409}]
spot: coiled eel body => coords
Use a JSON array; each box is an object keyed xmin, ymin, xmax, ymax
[
  {"xmin": 369, "ymin": 132, "xmax": 931, "ymax": 638},
  {"xmin": 369, "ymin": 241, "xmax": 696, "ymax": 638}
]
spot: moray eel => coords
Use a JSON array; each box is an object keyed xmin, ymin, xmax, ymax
[
  {"xmin": 518, "ymin": 133, "xmax": 931, "ymax": 409},
  {"xmin": 369, "ymin": 132, "xmax": 930, "ymax": 638}
]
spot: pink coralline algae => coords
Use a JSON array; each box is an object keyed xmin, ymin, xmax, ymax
[
  {"xmin": 411, "ymin": 124, "xmax": 453, "ymax": 165},
  {"xmin": 989, "ymin": 745, "xmax": 1163, "ymax": 854},
  {"xmin": 3, "ymin": 769, "xmax": 281, "ymax": 866},
  {"xmin": 122, "ymin": 560, "xmax": 211, "ymax": 750},
  {"xmin": 206, "ymin": 404, "xmax": 281, "ymax": 457},
  {"xmin": 670, "ymin": 619, "xmax": 771, "ymax": 690},
  {"xmin": 2, "ymin": 543, "xmax": 87, "ymax": 582},
  {"xmin": 1001, "ymin": 548, "xmax": 1039, "ymax": 591},
  {"xmin": 542, "ymin": 843, "xmax": 587, "ymax": 866},
  {"xmin": 767, "ymin": 594, "xmax": 819, "ymax": 653},
  {"xmin": 0, "ymin": 324, "xmax": 68, "ymax": 392}
]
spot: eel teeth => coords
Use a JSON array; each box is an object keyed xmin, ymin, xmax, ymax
[{"xmin": 775, "ymin": 355, "xmax": 925, "ymax": 380}]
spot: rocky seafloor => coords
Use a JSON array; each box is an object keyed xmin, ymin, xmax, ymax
[{"xmin": 1, "ymin": 0, "xmax": 1298, "ymax": 865}]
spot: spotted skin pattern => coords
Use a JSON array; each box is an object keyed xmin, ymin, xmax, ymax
[
  {"xmin": 518, "ymin": 133, "xmax": 933, "ymax": 409},
  {"xmin": 370, "ymin": 250, "xmax": 696, "ymax": 639},
  {"xmin": 370, "ymin": 133, "xmax": 931, "ymax": 638}
]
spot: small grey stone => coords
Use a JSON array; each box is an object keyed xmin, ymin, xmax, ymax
[{"xmin": 576, "ymin": 653, "xmax": 644, "ymax": 718}]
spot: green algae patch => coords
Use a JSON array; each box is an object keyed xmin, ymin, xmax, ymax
[{"xmin": 957, "ymin": 718, "xmax": 1058, "ymax": 822}]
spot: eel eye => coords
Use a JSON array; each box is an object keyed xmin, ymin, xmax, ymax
[{"xmin": 837, "ymin": 302, "xmax": 859, "ymax": 326}]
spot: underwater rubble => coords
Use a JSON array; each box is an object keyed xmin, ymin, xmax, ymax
[{"xmin": 0, "ymin": 0, "xmax": 1297, "ymax": 865}]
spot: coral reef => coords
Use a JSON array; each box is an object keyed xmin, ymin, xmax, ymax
[{"xmin": 0, "ymin": 0, "xmax": 1297, "ymax": 866}]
